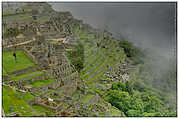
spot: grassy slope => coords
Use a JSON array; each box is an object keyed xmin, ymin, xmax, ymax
[
  {"xmin": 3, "ymin": 85, "xmax": 56, "ymax": 116},
  {"xmin": 25, "ymin": 78, "xmax": 55, "ymax": 88},
  {"xmin": 2, "ymin": 85, "xmax": 43, "ymax": 116},
  {"xmin": 3, "ymin": 50, "xmax": 35, "ymax": 72}
]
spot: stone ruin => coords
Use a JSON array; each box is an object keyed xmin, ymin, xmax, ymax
[{"xmin": 2, "ymin": 10, "xmax": 119, "ymax": 116}]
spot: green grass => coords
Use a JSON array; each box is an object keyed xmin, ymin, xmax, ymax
[
  {"xmin": 90, "ymin": 51, "xmax": 119, "ymax": 80},
  {"xmin": 11, "ymin": 71, "xmax": 44, "ymax": 82},
  {"xmin": 109, "ymin": 107, "xmax": 123, "ymax": 116},
  {"xmin": 3, "ymin": 50, "xmax": 35, "ymax": 72},
  {"xmin": 98, "ymin": 100, "xmax": 124, "ymax": 116},
  {"xmin": 62, "ymin": 104, "xmax": 68, "ymax": 109},
  {"xmin": 82, "ymin": 60, "xmax": 106, "ymax": 80},
  {"xmin": 81, "ymin": 94, "xmax": 95, "ymax": 103},
  {"xmin": 82, "ymin": 40, "xmax": 110, "ymax": 69},
  {"xmin": 82, "ymin": 50, "xmax": 105, "ymax": 74},
  {"xmin": 85, "ymin": 40, "xmax": 114, "ymax": 62},
  {"xmin": 81, "ymin": 42, "xmax": 126, "ymax": 97},
  {"xmin": 98, "ymin": 112, "xmax": 106, "ymax": 116},
  {"xmin": 3, "ymin": 15, "xmax": 33, "ymax": 21},
  {"xmin": 3, "ymin": 68, "xmax": 8, "ymax": 76},
  {"xmin": 88, "ymin": 53, "xmax": 118, "ymax": 83},
  {"xmin": 87, "ymin": 67, "xmax": 107, "ymax": 83},
  {"xmin": 31, "ymin": 105, "xmax": 55, "ymax": 116},
  {"xmin": 38, "ymin": 16, "xmax": 49, "ymax": 22},
  {"xmin": 2, "ymin": 85, "xmax": 43, "ymax": 116},
  {"xmin": 82, "ymin": 43, "xmax": 116, "ymax": 80},
  {"xmin": 25, "ymin": 78, "xmax": 55, "ymax": 88},
  {"xmin": 16, "ymin": 91, "xmax": 35, "ymax": 102}
]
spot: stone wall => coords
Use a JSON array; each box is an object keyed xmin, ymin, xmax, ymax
[{"xmin": 17, "ymin": 74, "xmax": 47, "ymax": 84}]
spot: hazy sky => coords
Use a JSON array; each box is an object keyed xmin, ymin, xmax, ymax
[{"xmin": 49, "ymin": 2, "xmax": 176, "ymax": 58}]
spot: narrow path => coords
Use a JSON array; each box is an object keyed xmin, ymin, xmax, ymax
[
  {"xmin": 3, "ymin": 83, "xmax": 27, "ymax": 93},
  {"xmin": 4, "ymin": 37, "xmax": 36, "ymax": 48}
]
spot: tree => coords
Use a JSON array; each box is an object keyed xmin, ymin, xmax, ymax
[
  {"xmin": 119, "ymin": 40, "xmax": 144, "ymax": 64},
  {"xmin": 111, "ymin": 82, "xmax": 126, "ymax": 91},
  {"xmin": 125, "ymin": 81, "xmax": 134, "ymax": 95},
  {"xmin": 126, "ymin": 110, "xmax": 141, "ymax": 117},
  {"xmin": 141, "ymin": 93, "xmax": 163, "ymax": 113},
  {"xmin": 105, "ymin": 90, "xmax": 131, "ymax": 113}
]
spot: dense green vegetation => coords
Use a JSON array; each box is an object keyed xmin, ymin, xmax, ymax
[
  {"xmin": 104, "ymin": 81, "xmax": 177, "ymax": 117},
  {"xmin": 134, "ymin": 58, "xmax": 177, "ymax": 112},
  {"xmin": 66, "ymin": 41, "xmax": 84, "ymax": 72},
  {"xmin": 119, "ymin": 40, "xmax": 144, "ymax": 65}
]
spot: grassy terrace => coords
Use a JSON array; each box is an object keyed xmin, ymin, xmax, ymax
[
  {"xmin": 3, "ymin": 15, "xmax": 49, "ymax": 22},
  {"xmin": 38, "ymin": 16, "xmax": 50, "ymax": 22},
  {"xmin": 3, "ymin": 85, "xmax": 45, "ymax": 116},
  {"xmin": 3, "ymin": 50, "xmax": 35, "ymax": 73},
  {"xmin": 81, "ymin": 41, "xmax": 115, "ymax": 79},
  {"xmin": 3, "ymin": 15, "xmax": 33, "ymax": 21},
  {"xmin": 83, "ymin": 48, "xmax": 105, "ymax": 71},
  {"xmin": 81, "ymin": 41, "xmax": 115, "ymax": 74},
  {"xmin": 3, "ymin": 85, "xmax": 55, "ymax": 116},
  {"xmin": 79, "ymin": 38, "xmax": 126, "ymax": 96},
  {"xmin": 3, "ymin": 68, "xmax": 8, "ymax": 76},
  {"xmin": 12, "ymin": 71, "xmax": 44, "ymax": 82},
  {"xmin": 25, "ymin": 78, "xmax": 55, "ymax": 88},
  {"xmin": 82, "ymin": 40, "xmax": 109, "ymax": 67},
  {"xmin": 87, "ymin": 47, "xmax": 122, "ymax": 83},
  {"xmin": 81, "ymin": 94, "xmax": 95, "ymax": 103}
]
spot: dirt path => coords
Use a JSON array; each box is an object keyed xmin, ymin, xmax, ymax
[
  {"xmin": 5, "ymin": 37, "xmax": 36, "ymax": 48},
  {"xmin": 3, "ymin": 83, "xmax": 27, "ymax": 93}
]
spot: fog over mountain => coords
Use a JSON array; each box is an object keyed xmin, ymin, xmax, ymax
[
  {"xmin": 49, "ymin": 4, "xmax": 177, "ymax": 107},
  {"xmin": 49, "ymin": 2, "xmax": 176, "ymax": 60}
]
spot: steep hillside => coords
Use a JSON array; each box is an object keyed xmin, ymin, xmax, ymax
[{"xmin": 2, "ymin": 2, "xmax": 176, "ymax": 117}]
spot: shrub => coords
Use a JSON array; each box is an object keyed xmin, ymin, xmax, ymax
[
  {"xmin": 105, "ymin": 90, "xmax": 131, "ymax": 112},
  {"xmin": 126, "ymin": 110, "xmax": 141, "ymax": 117},
  {"xmin": 111, "ymin": 82, "xmax": 126, "ymax": 91}
]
